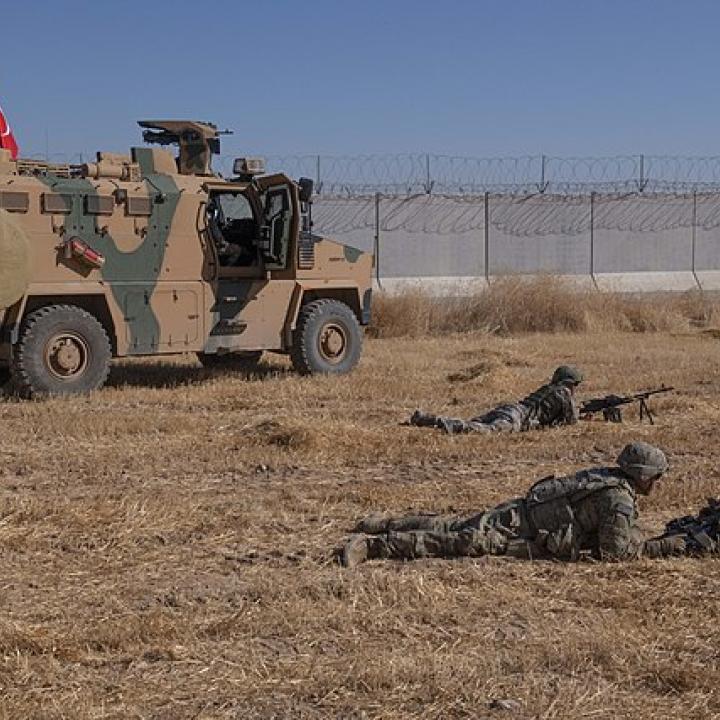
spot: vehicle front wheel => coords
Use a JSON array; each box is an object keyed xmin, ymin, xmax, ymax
[
  {"xmin": 12, "ymin": 304, "xmax": 111, "ymax": 397},
  {"xmin": 196, "ymin": 350, "xmax": 263, "ymax": 371},
  {"xmin": 290, "ymin": 299, "xmax": 362, "ymax": 375}
]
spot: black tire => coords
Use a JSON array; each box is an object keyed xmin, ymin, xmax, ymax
[
  {"xmin": 0, "ymin": 366, "xmax": 10, "ymax": 389},
  {"xmin": 196, "ymin": 350, "xmax": 263, "ymax": 371},
  {"xmin": 12, "ymin": 305, "xmax": 111, "ymax": 397},
  {"xmin": 290, "ymin": 299, "xmax": 362, "ymax": 375}
]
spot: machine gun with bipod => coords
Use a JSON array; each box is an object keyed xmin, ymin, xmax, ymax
[{"xmin": 579, "ymin": 386, "xmax": 674, "ymax": 424}]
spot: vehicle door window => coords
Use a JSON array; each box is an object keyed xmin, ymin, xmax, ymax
[
  {"xmin": 260, "ymin": 186, "xmax": 291, "ymax": 269},
  {"xmin": 207, "ymin": 192, "xmax": 258, "ymax": 267}
]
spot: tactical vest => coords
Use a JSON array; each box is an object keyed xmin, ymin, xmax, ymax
[{"xmin": 523, "ymin": 468, "xmax": 635, "ymax": 558}]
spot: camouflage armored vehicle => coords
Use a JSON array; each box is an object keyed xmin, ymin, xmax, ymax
[{"xmin": 0, "ymin": 120, "xmax": 373, "ymax": 396}]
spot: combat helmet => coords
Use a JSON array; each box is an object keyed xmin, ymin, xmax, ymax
[
  {"xmin": 551, "ymin": 365, "xmax": 584, "ymax": 386},
  {"xmin": 617, "ymin": 441, "xmax": 669, "ymax": 482}
]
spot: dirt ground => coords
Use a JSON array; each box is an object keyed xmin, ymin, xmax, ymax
[{"xmin": 1, "ymin": 330, "xmax": 719, "ymax": 719}]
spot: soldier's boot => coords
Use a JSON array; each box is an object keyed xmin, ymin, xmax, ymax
[
  {"xmin": 410, "ymin": 410, "xmax": 441, "ymax": 428},
  {"xmin": 339, "ymin": 534, "xmax": 390, "ymax": 568}
]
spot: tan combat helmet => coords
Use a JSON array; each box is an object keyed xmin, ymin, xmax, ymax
[
  {"xmin": 551, "ymin": 365, "xmax": 584, "ymax": 386},
  {"xmin": 617, "ymin": 441, "xmax": 669, "ymax": 481}
]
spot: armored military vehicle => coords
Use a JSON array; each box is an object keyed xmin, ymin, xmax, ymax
[{"xmin": 0, "ymin": 120, "xmax": 373, "ymax": 396}]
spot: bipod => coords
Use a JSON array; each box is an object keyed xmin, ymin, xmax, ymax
[{"xmin": 639, "ymin": 397, "xmax": 655, "ymax": 425}]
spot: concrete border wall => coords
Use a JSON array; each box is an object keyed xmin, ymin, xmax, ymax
[{"xmin": 313, "ymin": 192, "xmax": 720, "ymax": 294}]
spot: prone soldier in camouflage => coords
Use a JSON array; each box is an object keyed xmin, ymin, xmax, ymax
[
  {"xmin": 0, "ymin": 121, "xmax": 373, "ymax": 396},
  {"xmin": 340, "ymin": 441, "xmax": 685, "ymax": 567},
  {"xmin": 409, "ymin": 365, "xmax": 583, "ymax": 434}
]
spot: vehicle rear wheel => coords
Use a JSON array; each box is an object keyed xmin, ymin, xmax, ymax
[
  {"xmin": 0, "ymin": 366, "xmax": 10, "ymax": 389},
  {"xmin": 197, "ymin": 350, "xmax": 263, "ymax": 371},
  {"xmin": 290, "ymin": 299, "xmax": 362, "ymax": 375},
  {"xmin": 12, "ymin": 304, "xmax": 111, "ymax": 397}
]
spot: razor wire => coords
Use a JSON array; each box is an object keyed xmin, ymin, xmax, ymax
[
  {"xmin": 23, "ymin": 147, "xmax": 720, "ymax": 237},
  {"xmin": 257, "ymin": 153, "xmax": 720, "ymax": 196},
  {"xmin": 25, "ymin": 149, "xmax": 720, "ymax": 195}
]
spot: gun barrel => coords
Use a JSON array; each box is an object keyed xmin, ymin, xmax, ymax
[
  {"xmin": 632, "ymin": 386, "xmax": 674, "ymax": 399},
  {"xmin": 582, "ymin": 387, "xmax": 674, "ymax": 409}
]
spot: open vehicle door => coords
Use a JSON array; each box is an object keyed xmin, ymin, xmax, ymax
[{"xmin": 255, "ymin": 174, "xmax": 298, "ymax": 270}]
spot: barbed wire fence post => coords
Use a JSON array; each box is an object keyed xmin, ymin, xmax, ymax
[
  {"xmin": 424, "ymin": 154, "xmax": 434, "ymax": 194},
  {"xmin": 374, "ymin": 192, "xmax": 382, "ymax": 288},
  {"xmin": 539, "ymin": 154, "xmax": 549, "ymax": 194},
  {"xmin": 589, "ymin": 191, "xmax": 598, "ymax": 289},
  {"xmin": 691, "ymin": 189, "xmax": 699, "ymax": 287},
  {"xmin": 638, "ymin": 154, "xmax": 647, "ymax": 192},
  {"xmin": 484, "ymin": 191, "xmax": 490, "ymax": 281}
]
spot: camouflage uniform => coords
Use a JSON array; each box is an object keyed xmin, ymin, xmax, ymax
[
  {"xmin": 341, "ymin": 442, "xmax": 683, "ymax": 567},
  {"xmin": 411, "ymin": 366, "xmax": 582, "ymax": 435}
]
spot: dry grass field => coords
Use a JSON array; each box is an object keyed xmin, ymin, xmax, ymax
[{"xmin": 2, "ymin": 281, "xmax": 720, "ymax": 719}]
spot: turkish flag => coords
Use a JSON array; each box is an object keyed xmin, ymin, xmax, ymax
[{"xmin": 0, "ymin": 104, "xmax": 19, "ymax": 159}]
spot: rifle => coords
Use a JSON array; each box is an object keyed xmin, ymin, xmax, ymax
[
  {"xmin": 579, "ymin": 386, "xmax": 673, "ymax": 424},
  {"xmin": 655, "ymin": 498, "xmax": 720, "ymax": 554}
]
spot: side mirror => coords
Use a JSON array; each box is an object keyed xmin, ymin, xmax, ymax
[{"xmin": 298, "ymin": 177, "xmax": 314, "ymax": 203}]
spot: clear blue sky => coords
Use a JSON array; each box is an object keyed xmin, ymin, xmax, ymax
[{"xmin": 2, "ymin": 0, "xmax": 719, "ymax": 158}]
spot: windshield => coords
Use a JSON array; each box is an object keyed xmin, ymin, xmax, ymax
[{"xmin": 215, "ymin": 193, "xmax": 254, "ymax": 223}]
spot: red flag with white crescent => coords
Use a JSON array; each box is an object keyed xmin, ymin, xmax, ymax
[{"xmin": 0, "ymin": 104, "xmax": 19, "ymax": 159}]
